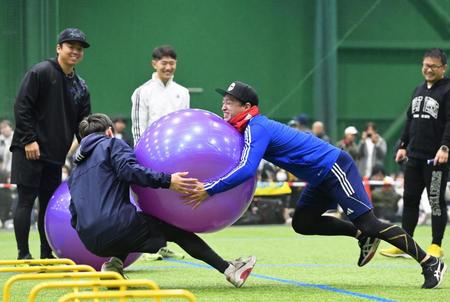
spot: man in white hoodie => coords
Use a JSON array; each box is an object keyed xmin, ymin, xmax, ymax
[{"xmin": 131, "ymin": 45, "xmax": 189, "ymax": 260}]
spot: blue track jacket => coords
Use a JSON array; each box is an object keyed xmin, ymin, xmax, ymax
[
  {"xmin": 68, "ymin": 133, "xmax": 171, "ymax": 251},
  {"xmin": 205, "ymin": 115, "xmax": 341, "ymax": 195}
]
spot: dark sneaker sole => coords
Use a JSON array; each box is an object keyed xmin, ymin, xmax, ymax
[{"xmin": 358, "ymin": 238, "xmax": 381, "ymax": 267}]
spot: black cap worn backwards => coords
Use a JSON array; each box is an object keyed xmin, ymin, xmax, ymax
[
  {"xmin": 215, "ymin": 81, "xmax": 259, "ymax": 106},
  {"xmin": 58, "ymin": 28, "xmax": 90, "ymax": 48}
]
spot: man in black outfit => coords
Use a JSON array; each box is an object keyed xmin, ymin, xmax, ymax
[
  {"xmin": 381, "ymin": 48, "xmax": 449, "ymax": 259},
  {"xmin": 10, "ymin": 28, "xmax": 91, "ymax": 260}
]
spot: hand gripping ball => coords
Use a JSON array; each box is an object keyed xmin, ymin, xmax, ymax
[
  {"xmin": 132, "ymin": 109, "xmax": 257, "ymax": 233},
  {"xmin": 44, "ymin": 182, "xmax": 141, "ymax": 270}
]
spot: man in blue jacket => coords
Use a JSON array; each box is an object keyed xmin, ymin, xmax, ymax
[
  {"xmin": 68, "ymin": 113, "xmax": 256, "ymax": 287},
  {"xmin": 185, "ymin": 81, "xmax": 447, "ymax": 289}
]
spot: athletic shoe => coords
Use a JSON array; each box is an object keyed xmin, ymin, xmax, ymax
[
  {"xmin": 17, "ymin": 253, "xmax": 33, "ymax": 260},
  {"xmin": 427, "ymin": 244, "xmax": 444, "ymax": 259},
  {"xmin": 140, "ymin": 253, "xmax": 163, "ymax": 261},
  {"xmin": 379, "ymin": 246, "xmax": 412, "ymax": 259},
  {"xmin": 101, "ymin": 257, "xmax": 126, "ymax": 279},
  {"xmin": 15, "ymin": 253, "xmax": 33, "ymax": 267},
  {"xmin": 224, "ymin": 256, "xmax": 256, "ymax": 288},
  {"xmin": 40, "ymin": 252, "xmax": 56, "ymax": 259},
  {"xmin": 421, "ymin": 256, "xmax": 447, "ymax": 289},
  {"xmin": 357, "ymin": 236, "xmax": 381, "ymax": 267},
  {"xmin": 158, "ymin": 247, "xmax": 185, "ymax": 259}
]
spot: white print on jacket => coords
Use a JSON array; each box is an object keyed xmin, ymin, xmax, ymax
[
  {"xmin": 411, "ymin": 96, "xmax": 423, "ymax": 113},
  {"xmin": 411, "ymin": 96, "xmax": 439, "ymax": 119},
  {"xmin": 423, "ymin": 97, "xmax": 439, "ymax": 119}
]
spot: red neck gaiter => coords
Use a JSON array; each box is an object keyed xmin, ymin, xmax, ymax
[{"xmin": 228, "ymin": 106, "xmax": 260, "ymax": 133}]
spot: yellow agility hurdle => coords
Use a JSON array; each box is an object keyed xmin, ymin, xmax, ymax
[
  {"xmin": 0, "ymin": 264, "xmax": 95, "ymax": 274},
  {"xmin": 3, "ymin": 271, "xmax": 123, "ymax": 302},
  {"xmin": 28, "ymin": 279, "xmax": 160, "ymax": 302},
  {"xmin": 57, "ymin": 289, "xmax": 197, "ymax": 302},
  {"xmin": 0, "ymin": 258, "xmax": 76, "ymax": 266}
]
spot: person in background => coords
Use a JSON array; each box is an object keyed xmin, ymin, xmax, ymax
[
  {"xmin": 131, "ymin": 45, "xmax": 189, "ymax": 260},
  {"xmin": 10, "ymin": 28, "xmax": 91, "ymax": 260},
  {"xmin": 0, "ymin": 159, "xmax": 13, "ymax": 228},
  {"xmin": 294, "ymin": 113, "xmax": 311, "ymax": 132},
  {"xmin": 370, "ymin": 165, "xmax": 401, "ymax": 222},
  {"xmin": 112, "ymin": 116, "xmax": 133, "ymax": 147},
  {"xmin": 337, "ymin": 126, "xmax": 359, "ymax": 161},
  {"xmin": 381, "ymin": 48, "xmax": 450, "ymax": 259},
  {"xmin": 311, "ymin": 121, "xmax": 330, "ymax": 142},
  {"xmin": 357, "ymin": 122, "xmax": 387, "ymax": 178},
  {"xmin": 287, "ymin": 119, "xmax": 300, "ymax": 130},
  {"xmin": 0, "ymin": 120, "xmax": 14, "ymax": 175}
]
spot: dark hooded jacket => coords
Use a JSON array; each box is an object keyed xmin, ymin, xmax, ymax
[
  {"xmin": 68, "ymin": 133, "xmax": 171, "ymax": 252},
  {"xmin": 11, "ymin": 59, "xmax": 91, "ymax": 164},
  {"xmin": 399, "ymin": 77, "xmax": 450, "ymax": 159}
]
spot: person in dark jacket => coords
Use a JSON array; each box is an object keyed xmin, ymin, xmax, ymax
[
  {"xmin": 381, "ymin": 48, "xmax": 450, "ymax": 259},
  {"xmin": 10, "ymin": 28, "xmax": 91, "ymax": 260},
  {"xmin": 68, "ymin": 113, "xmax": 256, "ymax": 287}
]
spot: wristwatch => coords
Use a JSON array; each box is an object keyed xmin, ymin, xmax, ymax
[{"xmin": 440, "ymin": 145, "xmax": 449, "ymax": 152}]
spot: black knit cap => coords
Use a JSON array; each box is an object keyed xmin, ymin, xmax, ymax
[{"xmin": 215, "ymin": 81, "xmax": 259, "ymax": 106}]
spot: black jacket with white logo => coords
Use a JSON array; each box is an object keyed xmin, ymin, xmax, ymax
[{"xmin": 399, "ymin": 77, "xmax": 450, "ymax": 159}]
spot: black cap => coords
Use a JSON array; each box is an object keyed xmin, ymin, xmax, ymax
[
  {"xmin": 215, "ymin": 81, "xmax": 259, "ymax": 106},
  {"xmin": 58, "ymin": 28, "xmax": 90, "ymax": 48}
]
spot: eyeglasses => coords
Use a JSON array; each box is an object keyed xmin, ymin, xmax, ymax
[{"xmin": 422, "ymin": 64, "xmax": 444, "ymax": 70}]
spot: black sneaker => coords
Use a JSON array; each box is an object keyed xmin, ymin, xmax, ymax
[
  {"xmin": 421, "ymin": 256, "xmax": 447, "ymax": 289},
  {"xmin": 40, "ymin": 253, "xmax": 56, "ymax": 259},
  {"xmin": 357, "ymin": 236, "xmax": 380, "ymax": 267},
  {"xmin": 17, "ymin": 253, "xmax": 33, "ymax": 260},
  {"xmin": 15, "ymin": 253, "xmax": 34, "ymax": 267}
]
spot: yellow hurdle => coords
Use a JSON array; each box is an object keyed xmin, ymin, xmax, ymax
[
  {"xmin": 3, "ymin": 271, "xmax": 123, "ymax": 302},
  {"xmin": 0, "ymin": 258, "xmax": 76, "ymax": 266},
  {"xmin": 0, "ymin": 264, "xmax": 95, "ymax": 274},
  {"xmin": 28, "ymin": 279, "xmax": 160, "ymax": 302},
  {"xmin": 57, "ymin": 289, "xmax": 197, "ymax": 302}
]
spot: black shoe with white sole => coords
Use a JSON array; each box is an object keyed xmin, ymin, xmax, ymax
[
  {"xmin": 421, "ymin": 256, "xmax": 447, "ymax": 289},
  {"xmin": 357, "ymin": 236, "xmax": 380, "ymax": 267}
]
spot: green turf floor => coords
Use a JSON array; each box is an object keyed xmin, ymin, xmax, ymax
[{"xmin": 0, "ymin": 225, "xmax": 448, "ymax": 301}]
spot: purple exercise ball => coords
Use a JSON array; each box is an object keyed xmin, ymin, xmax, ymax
[
  {"xmin": 44, "ymin": 182, "xmax": 141, "ymax": 270},
  {"xmin": 132, "ymin": 109, "xmax": 256, "ymax": 233}
]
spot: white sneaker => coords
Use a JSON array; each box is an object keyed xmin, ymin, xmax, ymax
[{"xmin": 224, "ymin": 256, "xmax": 256, "ymax": 288}]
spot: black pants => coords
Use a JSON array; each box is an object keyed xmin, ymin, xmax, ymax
[
  {"xmin": 89, "ymin": 212, "xmax": 230, "ymax": 273},
  {"xmin": 86, "ymin": 212, "xmax": 229, "ymax": 273},
  {"xmin": 11, "ymin": 150, "xmax": 62, "ymax": 258},
  {"xmin": 402, "ymin": 157, "xmax": 448, "ymax": 246},
  {"xmin": 292, "ymin": 207, "xmax": 427, "ymax": 262}
]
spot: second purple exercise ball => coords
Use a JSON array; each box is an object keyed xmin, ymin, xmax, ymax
[
  {"xmin": 45, "ymin": 182, "xmax": 141, "ymax": 270},
  {"xmin": 132, "ymin": 109, "xmax": 256, "ymax": 233}
]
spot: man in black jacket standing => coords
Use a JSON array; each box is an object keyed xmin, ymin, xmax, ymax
[
  {"xmin": 10, "ymin": 28, "xmax": 91, "ymax": 260},
  {"xmin": 381, "ymin": 48, "xmax": 449, "ymax": 259}
]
